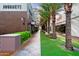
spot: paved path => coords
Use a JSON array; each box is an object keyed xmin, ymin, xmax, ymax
[{"xmin": 13, "ymin": 30, "xmax": 40, "ymax": 56}]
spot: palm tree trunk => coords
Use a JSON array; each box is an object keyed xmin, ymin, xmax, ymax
[
  {"xmin": 46, "ymin": 21, "xmax": 49, "ymax": 35},
  {"xmin": 52, "ymin": 12, "xmax": 57, "ymax": 39},
  {"xmin": 45, "ymin": 22, "xmax": 47, "ymax": 32},
  {"xmin": 65, "ymin": 11, "xmax": 73, "ymax": 51},
  {"xmin": 47, "ymin": 18, "xmax": 50, "ymax": 34}
]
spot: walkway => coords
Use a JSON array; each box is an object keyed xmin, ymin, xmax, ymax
[{"xmin": 13, "ymin": 30, "xmax": 40, "ymax": 56}]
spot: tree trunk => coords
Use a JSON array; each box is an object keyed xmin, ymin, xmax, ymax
[
  {"xmin": 52, "ymin": 12, "xmax": 57, "ymax": 39},
  {"xmin": 47, "ymin": 18, "xmax": 50, "ymax": 34},
  {"xmin": 46, "ymin": 21, "xmax": 49, "ymax": 35},
  {"xmin": 65, "ymin": 11, "xmax": 73, "ymax": 51},
  {"xmin": 45, "ymin": 22, "xmax": 47, "ymax": 32}
]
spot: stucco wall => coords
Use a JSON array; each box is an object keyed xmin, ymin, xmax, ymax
[
  {"xmin": 71, "ymin": 18, "xmax": 79, "ymax": 37},
  {"xmin": 0, "ymin": 11, "xmax": 28, "ymax": 34}
]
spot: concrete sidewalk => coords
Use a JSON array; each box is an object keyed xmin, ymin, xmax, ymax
[{"xmin": 13, "ymin": 30, "xmax": 40, "ymax": 56}]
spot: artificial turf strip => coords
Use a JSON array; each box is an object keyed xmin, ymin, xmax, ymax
[{"xmin": 41, "ymin": 32, "xmax": 79, "ymax": 56}]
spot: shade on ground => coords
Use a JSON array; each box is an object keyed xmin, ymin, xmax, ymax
[{"xmin": 41, "ymin": 32, "xmax": 79, "ymax": 56}]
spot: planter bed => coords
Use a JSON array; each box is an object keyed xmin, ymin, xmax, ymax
[
  {"xmin": 13, "ymin": 31, "xmax": 31, "ymax": 44},
  {"xmin": 0, "ymin": 31, "xmax": 31, "ymax": 55},
  {"xmin": 0, "ymin": 34, "xmax": 21, "ymax": 52}
]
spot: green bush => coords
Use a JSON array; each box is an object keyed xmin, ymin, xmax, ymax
[{"xmin": 13, "ymin": 31, "xmax": 31, "ymax": 44}]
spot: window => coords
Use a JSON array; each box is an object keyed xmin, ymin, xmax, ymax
[{"xmin": 3, "ymin": 5, "xmax": 21, "ymax": 9}]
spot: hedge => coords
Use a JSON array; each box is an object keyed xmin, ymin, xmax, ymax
[{"xmin": 13, "ymin": 31, "xmax": 31, "ymax": 44}]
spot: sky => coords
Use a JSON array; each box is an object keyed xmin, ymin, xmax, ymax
[{"xmin": 31, "ymin": 3, "xmax": 40, "ymax": 9}]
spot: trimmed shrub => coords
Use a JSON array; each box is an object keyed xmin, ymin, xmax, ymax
[{"xmin": 13, "ymin": 31, "xmax": 31, "ymax": 44}]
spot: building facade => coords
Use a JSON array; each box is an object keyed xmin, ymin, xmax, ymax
[
  {"xmin": 56, "ymin": 4, "xmax": 79, "ymax": 37},
  {"xmin": 33, "ymin": 8, "xmax": 40, "ymax": 27},
  {"xmin": 0, "ymin": 3, "xmax": 33, "ymax": 34}
]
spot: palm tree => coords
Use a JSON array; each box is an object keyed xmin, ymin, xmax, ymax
[
  {"xmin": 40, "ymin": 10, "xmax": 48, "ymax": 32},
  {"xmin": 40, "ymin": 3, "xmax": 61, "ymax": 38},
  {"xmin": 49, "ymin": 3, "xmax": 61, "ymax": 39},
  {"xmin": 64, "ymin": 3, "xmax": 73, "ymax": 50},
  {"xmin": 40, "ymin": 4, "xmax": 50, "ymax": 34}
]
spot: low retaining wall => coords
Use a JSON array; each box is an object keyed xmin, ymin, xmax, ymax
[{"xmin": 0, "ymin": 34, "xmax": 21, "ymax": 52}]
